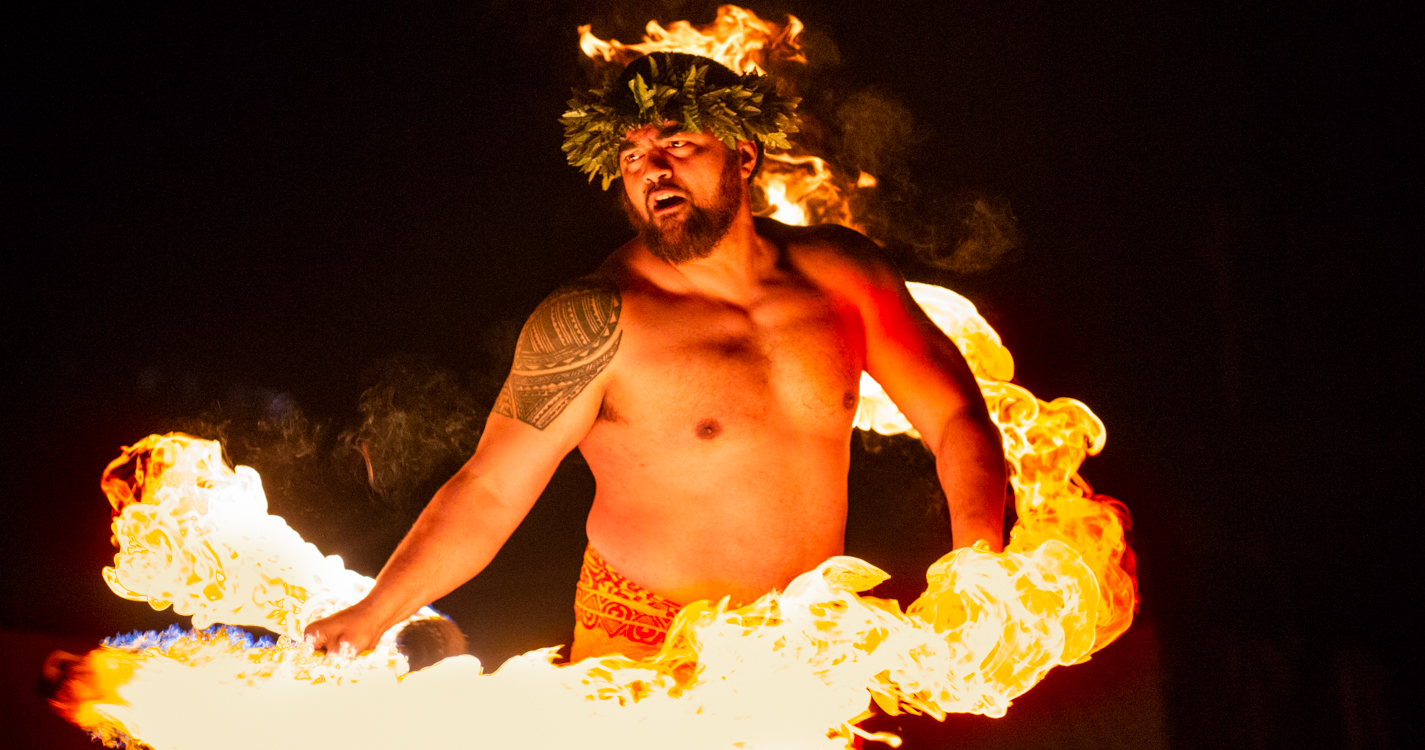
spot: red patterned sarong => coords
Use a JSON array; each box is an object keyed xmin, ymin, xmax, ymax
[{"xmin": 571, "ymin": 546, "xmax": 682, "ymax": 662}]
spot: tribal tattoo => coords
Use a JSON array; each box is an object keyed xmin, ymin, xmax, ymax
[{"xmin": 494, "ymin": 278, "xmax": 622, "ymax": 430}]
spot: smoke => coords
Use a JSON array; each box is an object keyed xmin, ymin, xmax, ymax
[
  {"xmin": 916, "ymin": 194, "xmax": 1021, "ymax": 273},
  {"xmin": 168, "ymin": 348, "xmax": 506, "ymax": 555},
  {"xmin": 793, "ymin": 62, "xmax": 1021, "ymax": 275},
  {"xmin": 173, "ymin": 395, "xmax": 327, "ymax": 513},
  {"xmin": 828, "ymin": 91, "xmax": 1020, "ymax": 274},
  {"xmin": 834, "ymin": 91, "xmax": 919, "ymax": 189},
  {"xmin": 335, "ymin": 355, "xmax": 485, "ymax": 511}
]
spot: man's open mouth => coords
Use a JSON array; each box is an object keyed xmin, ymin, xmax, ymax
[{"xmin": 650, "ymin": 192, "xmax": 687, "ymax": 213}]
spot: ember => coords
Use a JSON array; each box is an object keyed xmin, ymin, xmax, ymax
[{"xmin": 50, "ymin": 7, "xmax": 1135, "ymax": 749}]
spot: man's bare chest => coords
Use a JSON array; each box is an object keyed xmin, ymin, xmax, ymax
[{"xmin": 600, "ymin": 292, "xmax": 863, "ymax": 439}]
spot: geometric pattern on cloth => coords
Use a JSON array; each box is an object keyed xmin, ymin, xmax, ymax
[{"xmin": 572, "ymin": 545, "xmax": 682, "ymax": 659}]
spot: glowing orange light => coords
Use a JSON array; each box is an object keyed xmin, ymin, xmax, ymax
[
  {"xmin": 578, "ymin": 5, "xmax": 804, "ymax": 75},
  {"xmin": 756, "ymin": 152, "xmax": 863, "ymax": 231},
  {"xmin": 57, "ymin": 416, "xmax": 1129, "ymax": 749},
  {"xmin": 55, "ymin": 307, "xmax": 1131, "ymax": 749}
]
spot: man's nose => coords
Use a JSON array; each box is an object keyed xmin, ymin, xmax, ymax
[{"xmin": 643, "ymin": 149, "xmax": 673, "ymax": 181}]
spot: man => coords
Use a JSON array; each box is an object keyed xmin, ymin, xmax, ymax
[{"xmin": 306, "ymin": 53, "xmax": 1005, "ymax": 662}]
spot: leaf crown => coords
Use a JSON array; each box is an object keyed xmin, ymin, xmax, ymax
[{"xmin": 560, "ymin": 52, "xmax": 800, "ymax": 190}]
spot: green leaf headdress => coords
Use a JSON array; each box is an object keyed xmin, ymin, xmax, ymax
[{"xmin": 561, "ymin": 52, "xmax": 800, "ymax": 189}]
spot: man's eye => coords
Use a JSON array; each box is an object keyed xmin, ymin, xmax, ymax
[
  {"xmin": 668, "ymin": 140, "xmax": 689, "ymax": 148},
  {"xmin": 623, "ymin": 153, "xmax": 642, "ymax": 164}
]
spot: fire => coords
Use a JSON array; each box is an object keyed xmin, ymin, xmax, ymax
[
  {"xmin": 54, "ymin": 316, "xmax": 1131, "ymax": 749},
  {"xmin": 57, "ymin": 388, "xmax": 1125, "ymax": 749},
  {"xmin": 50, "ymin": 7, "xmax": 1135, "ymax": 749},
  {"xmin": 756, "ymin": 152, "xmax": 863, "ymax": 231},
  {"xmin": 96, "ymin": 434, "xmax": 446, "ymax": 649},
  {"xmin": 578, "ymin": 5, "xmax": 805, "ymax": 75}
]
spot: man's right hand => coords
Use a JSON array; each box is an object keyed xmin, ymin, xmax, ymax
[{"xmin": 304, "ymin": 601, "xmax": 388, "ymax": 655}]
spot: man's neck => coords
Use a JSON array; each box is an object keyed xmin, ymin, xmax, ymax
[{"xmin": 665, "ymin": 209, "xmax": 778, "ymax": 305}]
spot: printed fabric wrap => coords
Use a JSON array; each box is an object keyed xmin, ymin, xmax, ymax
[{"xmin": 571, "ymin": 546, "xmax": 683, "ymax": 661}]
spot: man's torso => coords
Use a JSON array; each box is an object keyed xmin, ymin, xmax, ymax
[{"xmin": 578, "ymin": 221, "xmax": 871, "ymax": 606}]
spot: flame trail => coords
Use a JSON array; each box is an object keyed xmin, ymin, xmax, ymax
[{"xmin": 51, "ymin": 7, "xmax": 1135, "ymax": 749}]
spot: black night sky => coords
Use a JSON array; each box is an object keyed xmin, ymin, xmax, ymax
[{"xmin": 5, "ymin": 1, "xmax": 1415, "ymax": 748}]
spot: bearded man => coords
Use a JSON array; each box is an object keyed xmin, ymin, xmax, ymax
[{"xmin": 307, "ymin": 53, "xmax": 1006, "ymax": 662}]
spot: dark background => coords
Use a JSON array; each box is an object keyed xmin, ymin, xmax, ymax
[{"xmin": 5, "ymin": 1, "xmax": 1415, "ymax": 748}]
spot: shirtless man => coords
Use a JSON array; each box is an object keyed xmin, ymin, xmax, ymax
[{"xmin": 306, "ymin": 53, "xmax": 1005, "ymax": 661}]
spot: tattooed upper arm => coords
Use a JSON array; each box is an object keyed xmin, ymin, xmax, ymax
[{"xmin": 493, "ymin": 277, "xmax": 622, "ymax": 430}]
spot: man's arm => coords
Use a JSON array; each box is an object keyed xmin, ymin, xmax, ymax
[
  {"xmin": 814, "ymin": 228, "xmax": 1006, "ymax": 551},
  {"xmin": 304, "ymin": 278, "xmax": 622, "ymax": 652}
]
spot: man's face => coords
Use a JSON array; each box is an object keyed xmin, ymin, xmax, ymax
[{"xmin": 618, "ymin": 124, "xmax": 752, "ymax": 264}]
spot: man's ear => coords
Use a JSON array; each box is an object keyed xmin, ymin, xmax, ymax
[{"xmin": 737, "ymin": 140, "xmax": 759, "ymax": 180}]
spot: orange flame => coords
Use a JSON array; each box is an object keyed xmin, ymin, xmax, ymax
[
  {"xmin": 56, "ymin": 304, "xmax": 1132, "ymax": 747},
  {"xmin": 578, "ymin": 5, "xmax": 804, "ymax": 75},
  {"xmin": 50, "ymin": 7, "xmax": 1135, "ymax": 749},
  {"xmin": 98, "ymin": 434, "xmax": 442, "ymax": 642},
  {"xmin": 756, "ymin": 152, "xmax": 863, "ymax": 231},
  {"xmin": 58, "ymin": 415, "xmax": 1128, "ymax": 748}
]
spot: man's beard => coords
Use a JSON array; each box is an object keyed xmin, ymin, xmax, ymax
[{"xmin": 623, "ymin": 149, "xmax": 743, "ymax": 264}]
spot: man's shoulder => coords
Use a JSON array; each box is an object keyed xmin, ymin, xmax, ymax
[
  {"xmin": 541, "ymin": 272, "xmax": 622, "ymax": 306},
  {"xmin": 518, "ymin": 274, "xmax": 623, "ymax": 366},
  {"xmin": 497, "ymin": 274, "xmax": 622, "ymax": 429},
  {"xmin": 755, "ymin": 216, "xmax": 873, "ymax": 251},
  {"xmin": 755, "ymin": 218, "xmax": 900, "ymax": 292}
]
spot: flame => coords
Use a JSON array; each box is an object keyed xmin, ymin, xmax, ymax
[
  {"xmin": 51, "ymin": 7, "xmax": 1135, "ymax": 749},
  {"xmin": 58, "ymin": 419, "xmax": 1128, "ymax": 749},
  {"xmin": 756, "ymin": 152, "xmax": 863, "ymax": 231},
  {"xmin": 57, "ymin": 318, "xmax": 1131, "ymax": 748},
  {"xmin": 97, "ymin": 434, "xmax": 441, "ymax": 642},
  {"xmin": 578, "ymin": 5, "xmax": 804, "ymax": 75}
]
